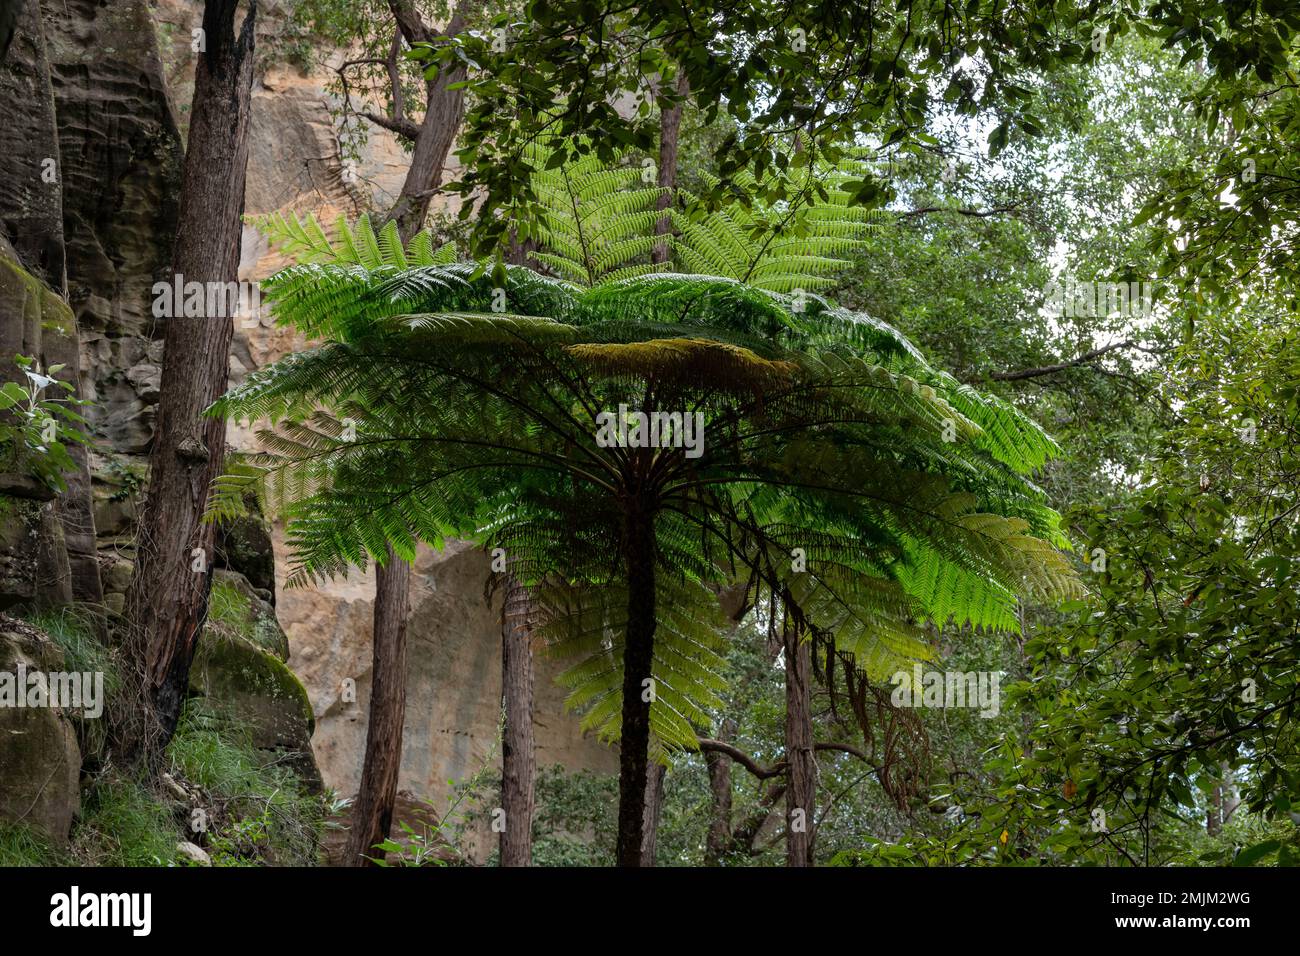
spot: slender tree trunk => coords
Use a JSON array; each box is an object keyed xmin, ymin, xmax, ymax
[
  {"xmin": 651, "ymin": 73, "xmax": 689, "ymax": 264},
  {"xmin": 616, "ymin": 504, "xmax": 657, "ymax": 867},
  {"xmin": 500, "ymin": 573, "xmax": 535, "ymax": 866},
  {"xmin": 115, "ymin": 0, "xmax": 256, "ymax": 765},
  {"xmin": 639, "ymin": 761, "xmax": 666, "ymax": 865},
  {"xmin": 345, "ymin": 545, "xmax": 410, "ymax": 865},
  {"xmin": 343, "ymin": 0, "xmax": 474, "ymax": 863},
  {"xmin": 784, "ymin": 612, "xmax": 815, "ymax": 866},
  {"xmin": 704, "ymin": 717, "xmax": 735, "ymax": 865},
  {"xmin": 1221, "ymin": 762, "xmax": 1240, "ymax": 826},
  {"xmin": 384, "ymin": 0, "xmax": 470, "ymax": 240}
]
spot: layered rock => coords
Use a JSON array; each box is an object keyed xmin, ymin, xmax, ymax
[
  {"xmin": 44, "ymin": 0, "xmax": 183, "ymax": 455},
  {"xmin": 0, "ymin": 237, "xmax": 99, "ymax": 607},
  {"xmin": 0, "ymin": 618, "xmax": 81, "ymax": 844}
]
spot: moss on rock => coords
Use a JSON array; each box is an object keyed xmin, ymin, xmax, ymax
[{"xmin": 190, "ymin": 617, "xmax": 321, "ymax": 794}]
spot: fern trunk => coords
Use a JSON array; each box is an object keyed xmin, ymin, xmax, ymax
[
  {"xmin": 500, "ymin": 574, "xmax": 536, "ymax": 866},
  {"xmin": 345, "ymin": 546, "xmax": 410, "ymax": 865},
  {"xmin": 115, "ymin": 0, "xmax": 256, "ymax": 766},
  {"xmin": 784, "ymin": 614, "xmax": 816, "ymax": 866},
  {"xmin": 616, "ymin": 505, "xmax": 657, "ymax": 866}
]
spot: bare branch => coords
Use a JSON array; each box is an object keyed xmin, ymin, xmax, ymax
[
  {"xmin": 991, "ymin": 339, "xmax": 1136, "ymax": 382},
  {"xmin": 361, "ymin": 110, "xmax": 421, "ymax": 140}
]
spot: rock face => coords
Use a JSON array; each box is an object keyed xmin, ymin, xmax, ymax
[
  {"xmin": 279, "ymin": 538, "xmax": 618, "ymax": 861},
  {"xmin": 45, "ymin": 0, "xmax": 183, "ymax": 456},
  {"xmin": 0, "ymin": 237, "xmax": 99, "ymax": 608},
  {"xmin": 0, "ymin": 620, "xmax": 82, "ymax": 844}
]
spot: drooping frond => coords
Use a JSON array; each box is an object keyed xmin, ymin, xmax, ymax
[{"xmin": 540, "ymin": 575, "xmax": 730, "ymax": 753}]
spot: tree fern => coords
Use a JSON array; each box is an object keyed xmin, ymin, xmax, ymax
[{"xmin": 513, "ymin": 142, "xmax": 669, "ymax": 286}]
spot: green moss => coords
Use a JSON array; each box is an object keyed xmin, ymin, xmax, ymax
[
  {"xmin": 208, "ymin": 577, "xmax": 288, "ymax": 659},
  {"xmin": 0, "ymin": 248, "xmax": 74, "ymax": 337},
  {"xmin": 191, "ymin": 629, "xmax": 313, "ymax": 737}
]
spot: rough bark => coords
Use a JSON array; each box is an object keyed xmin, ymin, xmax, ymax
[
  {"xmin": 115, "ymin": 0, "xmax": 255, "ymax": 764},
  {"xmin": 383, "ymin": 0, "xmax": 470, "ymax": 241},
  {"xmin": 704, "ymin": 716, "xmax": 735, "ymax": 865},
  {"xmin": 344, "ymin": 545, "xmax": 411, "ymax": 865},
  {"xmin": 341, "ymin": 0, "xmax": 474, "ymax": 864},
  {"xmin": 616, "ymin": 504, "xmax": 657, "ymax": 867},
  {"xmin": 499, "ymin": 573, "xmax": 536, "ymax": 867},
  {"xmin": 784, "ymin": 613, "xmax": 815, "ymax": 866},
  {"xmin": 651, "ymin": 73, "xmax": 689, "ymax": 264},
  {"xmin": 639, "ymin": 761, "xmax": 667, "ymax": 865}
]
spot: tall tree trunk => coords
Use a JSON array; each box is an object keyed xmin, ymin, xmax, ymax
[
  {"xmin": 616, "ymin": 504, "xmax": 656, "ymax": 867},
  {"xmin": 115, "ymin": 0, "xmax": 256, "ymax": 765},
  {"xmin": 704, "ymin": 717, "xmax": 735, "ymax": 865},
  {"xmin": 499, "ymin": 573, "xmax": 535, "ymax": 866},
  {"xmin": 345, "ymin": 545, "xmax": 410, "ymax": 865},
  {"xmin": 651, "ymin": 73, "xmax": 689, "ymax": 264},
  {"xmin": 784, "ymin": 611, "xmax": 815, "ymax": 866},
  {"xmin": 639, "ymin": 761, "xmax": 666, "ymax": 865},
  {"xmin": 343, "ymin": 0, "xmax": 474, "ymax": 863}
]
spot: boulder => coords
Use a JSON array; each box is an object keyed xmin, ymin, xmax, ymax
[
  {"xmin": 0, "ymin": 495, "xmax": 74, "ymax": 609},
  {"xmin": 189, "ymin": 615, "xmax": 321, "ymax": 794},
  {"xmin": 214, "ymin": 502, "xmax": 277, "ymax": 601},
  {"xmin": 0, "ymin": 619, "xmax": 81, "ymax": 845},
  {"xmin": 209, "ymin": 568, "xmax": 286, "ymax": 660}
]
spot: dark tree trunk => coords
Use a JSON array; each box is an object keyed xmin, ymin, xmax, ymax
[
  {"xmin": 616, "ymin": 505, "xmax": 657, "ymax": 867},
  {"xmin": 704, "ymin": 717, "xmax": 735, "ymax": 865},
  {"xmin": 651, "ymin": 73, "xmax": 689, "ymax": 264},
  {"xmin": 784, "ymin": 613, "xmax": 815, "ymax": 866},
  {"xmin": 345, "ymin": 545, "xmax": 410, "ymax": 865},
  {"xmin": 115, "ymin": 0, "xmax": 255, "ymax": 765},
  {"xmin": 499, "ymin": 573, "xmax": 536, "ymax": 866},
  {"xmin": 639, "ymin": 761, "xmax": 666, "ymax": 865}
]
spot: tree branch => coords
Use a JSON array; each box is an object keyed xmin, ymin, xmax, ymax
[
  {"xmin": 901, "ymin": 203, "xmax": 1021, "ymax": 219},
  {"xmin": 991, "ymin": 339, "xmax": 1136, "ymax": 382},
  {"xmin": 361, "ymin": 110, "xmax": 421, "ymax": 140},
  {"xmin": 695, "ymin": 737, "xmax": 882, "ymax": 780},
  {"xmin": 386, "ymin": 0, "xmax": 433, "ymax": 45}
]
